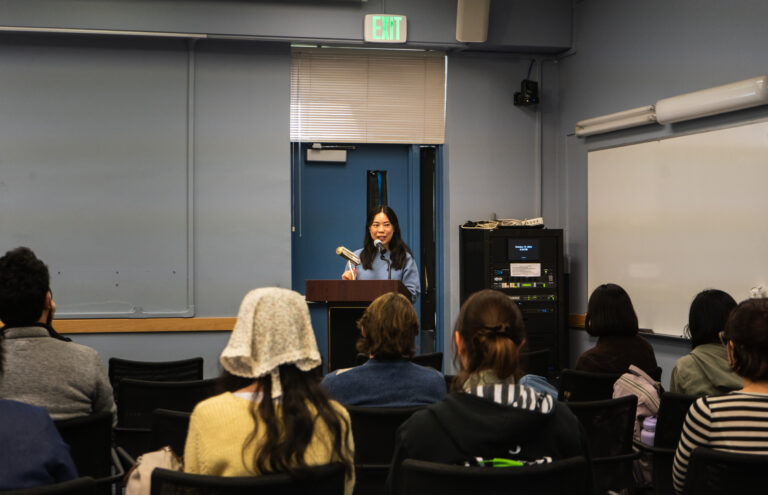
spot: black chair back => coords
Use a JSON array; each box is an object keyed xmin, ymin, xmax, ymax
[
  {"xmin": 684, "ymin": 447, "xmax": 768, "ymax": 495},
  {"xmin": 346, "ymin": 405, "xmax": 424, "ymax": 464},
  {"xmin": 151, "ymin": 409, "xmax": 192, "ymax": 454},
  {"xmin": 54, "ymin": 412, "xmax": 123, "ymax": 494},
  {"xmin": 108, "ymin": 357, "xmax": 204, "ymax": 396},
  {"xmin": 2, "ymin": 477, "xmax": 96, "ymax": 495},
  {"xmin": 150, "ymin": 463, "xmax": 346, "ymax": 495},
  {"xmin": 444, "ymin": 374, "xmax": 456, "ymax": 391},
  {"xmin": 115, "ymin": 378, "xmax": 217, "ymax": 458},
  {"xmin": 399, "ymin": 457, "xmax": 590, "ymax": 495},
  {"xmin": 566, "ymin": 395, "xmax": 639, "ymax": 494},
  {"xmin": 117, "ymin": 378, "xmax": 217, "ymax": 428},
  {"xmin": 651, "ymin": 392, "xmax": 697, "ymax": 495},
  {"xmin": 558, "ymin": 368, "xmax": 622, "ymax": 402},
  {"xmin": 410, "ymin": 352, "xmax": 443, "ymax": 371},
  {"xmin": 654, "ymin": 392, "xmax": 696, "ymax": 448},
  {"xmin": 54, "ymin": 412, "xmax": 113, "ymax": 480},
  {"xmin": 345, "ymin": 405, "xmax": 424, "ymax": 495},
  {"xmin": 519, "ymin": 348, "xmax": 553, "ymax": 378}
]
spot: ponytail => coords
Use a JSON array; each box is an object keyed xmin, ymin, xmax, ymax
[{"xmin": 452, "ymin": 290, "xmax": 525, "ymax": 391}]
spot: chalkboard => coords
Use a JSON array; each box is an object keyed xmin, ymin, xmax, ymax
[
  {"xmin": 0, "ymin": 37, "xmax": 192, "ymax": 318},
  {"xmin": 588, "ymin": 119, "xmax": 768, "ymax": 337}
]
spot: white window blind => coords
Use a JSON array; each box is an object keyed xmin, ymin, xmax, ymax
[{"xmin": 290, "ymin": 48, "xmax": 446, "ymax": 144}]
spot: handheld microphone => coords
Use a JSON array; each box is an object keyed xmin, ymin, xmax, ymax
[
  {"xmin": 374, "ymin": 239, "xmax": 386, "ymax": 253},
  {"xmin": 336, "ymin": 246, "xmax": 360, "ymax": 265}
]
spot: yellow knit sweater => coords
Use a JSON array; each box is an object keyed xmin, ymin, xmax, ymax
[{"xmin": 184, "ymin": 392, "xmax": 355, "ymax": 495}]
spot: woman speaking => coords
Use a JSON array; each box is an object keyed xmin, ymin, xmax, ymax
[{"xmin": 341, "ymin": 206, "xmax": 420, "ymax": 302}]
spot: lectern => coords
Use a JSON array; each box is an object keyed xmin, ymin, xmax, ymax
[{"xmin": 306, "ymin": 280, "xmax": 410, "ymax": 371}]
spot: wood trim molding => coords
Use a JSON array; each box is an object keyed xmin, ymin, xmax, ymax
[
  {"xmin": 568, "ymin": 313, "xmax": 586, "ymax": 328},
  {"xmin": 50, "ymin": 317, "xmax": 236, "ymax": 334}
]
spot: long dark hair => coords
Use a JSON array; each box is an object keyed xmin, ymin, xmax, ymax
[
  {"xmin": 452, "ymin": 289, "xmax": 526, "ymax": 392},
  {"xmin": 685, "ymin": 289, "xmax": 736, "ymax": 349},
  {"xmin": 360, "ymin": 205, "xmax": 413, "ymax": 271},
  {"xmin": 219, "ymin": 365, "xmax": 353, "ymax": 478}
]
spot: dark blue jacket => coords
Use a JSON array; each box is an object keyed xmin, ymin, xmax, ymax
[
  {"xmin": 321, "ymin": 358, "xmax": 446, "ymax": 407},
  {"xmin": 0, "ymin": 399, "xmax": 78, "ymax": 490}
]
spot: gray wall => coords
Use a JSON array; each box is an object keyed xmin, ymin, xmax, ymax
[
  {"xmin": 442, "ymin": 52, "xmax": 545, "ymax": 371},
  {"xmin": 0, "ymin": 0, "xmax": 570, "ymax": 51},
  {"xmin": 10, "ymin": 0, "xmax": 762, "ymax": 386},
  {"xmin": 0, "ymin": 0, "xmax": 570, "ymax": 376},
  {"xmin": 553, "ymin": 0, "xmax": 768, "ymax": 387}
]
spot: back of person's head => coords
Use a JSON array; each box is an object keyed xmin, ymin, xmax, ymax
[
  {"xmin": 724, "ymin": 298, "xmax": 768, "ymax": 382},
  {"xmin": 585, "ymin": 283, "xmax": 639, "ymax": 337},
  {"xmin": 453, "ymin": 289, "xmax": 525, "ymax": 389},
  {"xmin": 0, "ymin": 247, "xmax": 50, "ymax": 326},
  {"xmin": 356, "ymin": 292, "xmax": 418, "ymax": 359},
  {"xmin": 218, "ymin": 287, "xmax": 352, "ymax": 477},
  {"xmin": 686, "ymin": 289, "xmax": 737, "ymax": 349}
]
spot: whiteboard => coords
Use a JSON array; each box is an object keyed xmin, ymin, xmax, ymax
[
  {"xmin": 588, "ymin": 120, "xmax": 768, "ymax": 337},
  {"xmin": 0, "ymin": 38, "xmax": 192, "ymax": 318}
]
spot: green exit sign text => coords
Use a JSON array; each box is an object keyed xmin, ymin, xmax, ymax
[{"xmin": 364, "ymin": 14, "xmax": 407, "ymax": 43}]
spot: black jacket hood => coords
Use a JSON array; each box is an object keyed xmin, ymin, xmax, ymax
[{"xmin": 427, "ymin": 391, "xmax": 556, "ymax": 460}]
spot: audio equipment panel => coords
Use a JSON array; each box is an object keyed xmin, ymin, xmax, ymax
[{"xmin": 460, "ymin": 228, "xmax": 567, "ymax": 374}]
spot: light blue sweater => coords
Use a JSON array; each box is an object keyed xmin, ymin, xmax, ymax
[{"xmin": 346, "ymin": 249, "xmax": 420, "ymax": 302}]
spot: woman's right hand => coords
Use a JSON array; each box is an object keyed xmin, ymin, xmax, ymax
[{"xmin": 342, "ymin": 270, "xmax": 355, "ymax": 280}]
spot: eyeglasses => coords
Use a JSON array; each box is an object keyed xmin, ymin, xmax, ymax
[{"xmin": 719, "ymin": 330, "xmax": 729, "ymax": 346}]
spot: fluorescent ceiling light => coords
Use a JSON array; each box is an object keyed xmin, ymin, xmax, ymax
[
  {"xmin": 655, "ymin": 75, "xmax": 768, "ymax": 124},
  {"xmin": 575, "ymin": 75, "xmax": 768, "ymax": 137},
  {"xmin": 575, "ymin": 105, "xmax": 656, "ymax": 137}
]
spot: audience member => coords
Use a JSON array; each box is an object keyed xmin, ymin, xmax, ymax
[
  {"xmin": 184, "ymin": 288, "xmax": 355, "ymax": 495},
  {"xmin": 670, "ymin": 289, "xmax": 741, "ymax": 396},
  {"xmin": 386, "ymin": 289, "xmax": 589, "ymax": 494},
  {"xmin": 575, "ymin": 283, "xmax": 661, "ymax": 380},
  {"xmin": 0, "ymin": 247, "xmax": 116, "ymax": 422},
  {"xmin": 0, "ymin": 322, "xmax": 78, "ymax": 490},
  {"xmin": 672, "ymin": 298, "xmax": 768, "ymax": 493},
  {"xmin": 321, "ymin": 292, "xmax": 445, "ymax": 406}
]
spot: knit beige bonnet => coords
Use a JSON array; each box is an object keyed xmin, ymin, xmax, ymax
[{"xmin": 220, "ymin": 287, "xmax": 321, "ymax": 398}]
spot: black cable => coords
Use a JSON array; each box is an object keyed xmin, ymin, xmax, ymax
[{"xmin": 526, "ymin": 59, "xmax": 536, "ymax": 80}]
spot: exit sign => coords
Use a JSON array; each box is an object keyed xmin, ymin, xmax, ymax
[{"xmin": 364, "ymin": 14, "xmax": 407, "ymax": 43}]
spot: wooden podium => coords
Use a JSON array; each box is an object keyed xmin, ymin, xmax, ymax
[{"xmin": 306, "ymin": 280, "xmax": 410, "ymax": 371}]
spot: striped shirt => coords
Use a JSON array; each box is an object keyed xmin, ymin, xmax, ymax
[
  {"xmin": 672, "ymin": 392, "xmax": 768, "ymax": 493},
  {"xmin": 466, "ymin": 382, "xmax": 554, "ymax": 414}
]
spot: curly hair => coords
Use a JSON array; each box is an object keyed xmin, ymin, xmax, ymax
[
  {"xmin": 0, "ymin": 247, "xmax": 50, "ymax": 326},
  {"xmin": 356, "ymin": 292, "xmax": 418, "ymax": 359}
]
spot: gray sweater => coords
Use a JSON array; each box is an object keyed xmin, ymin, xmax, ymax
[{"xmin": 0, "ymin": 326, "xmax": 116, "ymax": 424}]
